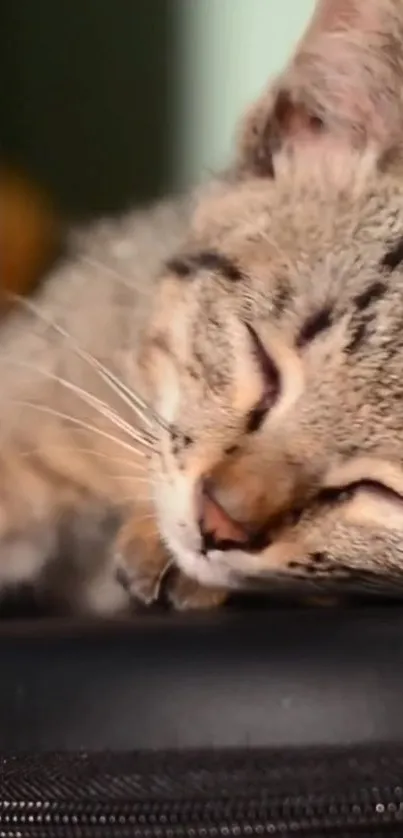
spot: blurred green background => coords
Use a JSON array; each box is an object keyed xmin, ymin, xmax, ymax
[{"xmin": 1, "ymin": 0, "xmax": 315, "ymax": 218}]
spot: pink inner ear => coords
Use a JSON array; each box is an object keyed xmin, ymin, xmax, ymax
[
  {"xmin": 238, "ymin": 0, "xmax": 403, "ymax": 176},
  {"xmin": 273, "ymin": 0, "xmax": 403, "ymax": 153},
  {"xmin": 274, "ymin": 93, "xmax": 324, "ymax": 142}
]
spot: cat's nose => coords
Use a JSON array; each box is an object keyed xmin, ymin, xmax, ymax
[{"xmin": 198, "ymin": 481, "xmax": 250, "ymax": 551}]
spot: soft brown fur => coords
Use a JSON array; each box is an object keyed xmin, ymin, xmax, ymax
[
  {"xmin": 148, "ymin": 149, "xmax": 403, "ymax": 601},
  {"xmin": 238, "ymin": 0, "xmax": 403, "ymax": 175},
  {"xmin": 0, "ymin": 197, "xmax": 192, "ymax": 613},
  {"xmin": 2, "ymin": 0, "xmax": 403, "ymax": 613}
]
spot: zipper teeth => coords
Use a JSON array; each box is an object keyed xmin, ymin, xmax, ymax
[{"xmin": 1, "ymin": 788, "xmax": 403, "ymax": 835}]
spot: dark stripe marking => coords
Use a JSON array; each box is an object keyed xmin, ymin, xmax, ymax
[
  {"xmin": 224, "ymin": 444, "xmax": 240, "ymax": 456},
  {"xmin": 167, "ymin": 250, "xmax": 243, "ymax": 282},
  {"xmin": 297, "ymin": 306, "xmax": 333, "ymax": 348},
  {"xmin": 166, "ymin": 256, "xmax": 193, "ymax": 278},
  {"xmin": 382, "ymin": 237, "xmax": 403, "ymax": 270},
  {"xmin": 346, "ymin": 319, "xmax": 369, "ymax": 354},
  {"xmin": 347, "ymin": 281, "xmax": 385, "ymax": 354},
  {"xmin": 272, "ymin": 282, "xmax": 291, "ymax": 316},
  {"xmin": 353, "ymin": 281, "xmax": 386, "ymax": 311}
]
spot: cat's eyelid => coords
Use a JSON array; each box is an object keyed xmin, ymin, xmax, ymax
[
  {"xmin": 321, "ymin": 480, "xmax": 403, "ymax": 507},
  {"xmin": 243, "ymin": 323, "xmax": 280, "ymax": 433},
  {"xmin": 244, "ymin": 323, "xmax": 280, "ymax": 395},
  {"xmin": 325, "ymin": 458, "xmax": 403, "ymax": 501},
  {"xmin": 240, "ymin": 321, "xmax": 305, "ymax": 429}
]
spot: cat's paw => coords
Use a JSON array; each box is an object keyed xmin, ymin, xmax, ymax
[
  {"xmin": 113, "ymin": 516, "xmax": 172, "ymax": 606},
  {"xmin": 166, "ymin": 570, "xmax": 228, "ymax": 611}
]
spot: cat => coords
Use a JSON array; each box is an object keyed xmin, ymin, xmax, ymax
[{"xmin": 2, "ymin": 0, "xmax": 403, "ymax": 615}]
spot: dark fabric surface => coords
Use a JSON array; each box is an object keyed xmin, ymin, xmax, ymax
[{"xmin": 0, "ymin": 607, "xmax": 402, "ymax": 752}]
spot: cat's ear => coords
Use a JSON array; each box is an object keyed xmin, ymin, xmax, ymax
[{"xmin": 236, "ymin": 0, "xmax": 403, "ymax": 177}]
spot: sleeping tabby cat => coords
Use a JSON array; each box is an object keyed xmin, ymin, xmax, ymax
[{"xmin": 1, "ymin": 0, "xmax": 403, "ymax": 614}]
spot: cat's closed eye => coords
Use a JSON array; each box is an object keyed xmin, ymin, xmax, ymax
[
  {"xmin": 320, "ymin": 480, "xmax": 403, "ymax": 507},
  {"xmin": 244, "ymin": 323, "xmax": 280, "ymax": 433}
]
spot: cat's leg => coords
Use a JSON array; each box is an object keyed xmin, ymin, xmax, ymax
[
  {"xmin": 113, "ymin": 515, "xmax": 228, "ymax": 610},
  {"xmin": 165, "ymin": 570, "xmax": 228, "ymax": 611},
  {"xmin": 0, "ymin": 454, "xmax": 60, "ymax": 598},
  {"xmin": 0, "ymin": 530, "xmax": 55, "ymax": 593},
  {"xmin": 0, "ymin": 450, "xmax": 130, "ymax": 616},
  {"xmin": 113, "ymin": 515, "xmax": 171, "ymax": 606}
]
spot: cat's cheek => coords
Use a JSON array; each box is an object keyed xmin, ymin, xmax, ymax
[{"xmin": 145, "ymin": 338, "xmax": 182, "ymax": 427}]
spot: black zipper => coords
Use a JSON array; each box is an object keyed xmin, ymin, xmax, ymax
[
  {"xmin": 2, "ymin": 786, "xmax": 403, "ymax": 837},
  {"xmin": 3, "ymin": 749, "xmax": 403, "ymax": 837}
]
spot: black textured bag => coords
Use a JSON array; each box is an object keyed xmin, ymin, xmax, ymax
[{"xmin": 1, "ymin": 608, "xmax": 403, "ymax": 837}]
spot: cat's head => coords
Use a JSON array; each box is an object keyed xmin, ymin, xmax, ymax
[{"xmin": 141, "ymin": 0, "xmax": 403, "ymax": 596}]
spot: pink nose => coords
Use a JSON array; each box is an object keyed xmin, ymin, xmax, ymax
[{"xmin": 198, "ymin": 482, "xmax": 250, "ymax": 549}]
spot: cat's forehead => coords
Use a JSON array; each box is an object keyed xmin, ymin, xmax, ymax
[
  {"xmin": 192, "ymin": 163, "xmax": 400, "ymax": 259},
  {"xmin": 175, "ymin": 159, "xmax": 403, "ymax": 323},
  {"xmin": 159, "ymin": 155, "xmax": 403, "ymax": 374}
]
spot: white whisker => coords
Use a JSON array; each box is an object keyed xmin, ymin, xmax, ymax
[
  {"xmin": 19, "ymin": 446, "xmax": 149, "ymax": 472},
  {"xmin": 69, "ymin": 389, "xmax": 155, "ymax": 449},
  {"xmin": 59, "ymin": 378, "xmax": 156, "ymax": 447},
  {"xmin": 81, "ymin": 255, "xmax": 149, "ymax": 295},
  {"xmin": 1, "ymin": 357, "xmax": 156, "ymax": 449},
  {"xmin": 74, "ymin": 346, "xmax": 170, "ymax": 434},
  {"xmin": 60, "ymin": 390, "xmax": 155, "ymax": 450},
  {"xmin": 12, "ymin": 400, "xmax": 151, "ymax": 459},
  {"xmin": 13, "ymin": 296, "xmax": 167, "ymax": 433},
  {"xmin": 111, "ymin": 475, "xmax": 151, "ymax": 484},
  {"xmin": 119, "ymin": 509, "xmax": 155, "ymax": 519},
  {"xmin": 87, "ymin": 360, "xmax": 159, "ymax": 432}
]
